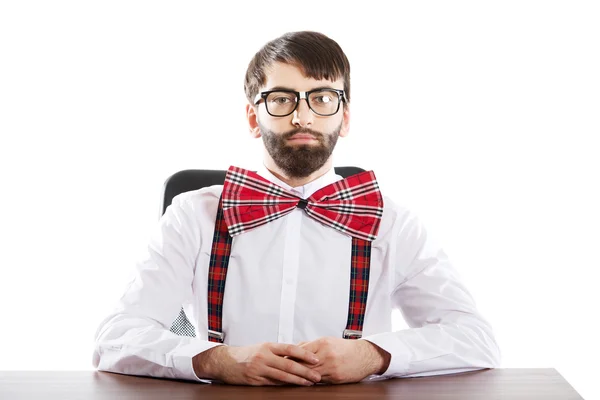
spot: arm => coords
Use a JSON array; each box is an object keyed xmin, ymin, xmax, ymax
[
  {"xmin": 92, "ymin": 193, "xmax": 217, "ymax": 381},
  {"xmin": 362, "ymin": 213, "xmax": 501, "ymax": 378},
  {"xmin": 93, "ymin": 192, "xmax": 322, "ymax": 385}
]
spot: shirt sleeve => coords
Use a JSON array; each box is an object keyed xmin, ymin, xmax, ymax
[
  {"xmin": 361, "ymin": 212, "xmax": 501, "ymax": 379},
  {"xmin": 92, "ymin": 193, "xmax": 221, "ymax": 382}
]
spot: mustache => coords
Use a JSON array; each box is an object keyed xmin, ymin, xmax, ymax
[{"xmin": 281, "ymin": 128, "xmax": 323, "ymax": 140}]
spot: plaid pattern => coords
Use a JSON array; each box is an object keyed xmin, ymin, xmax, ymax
[
  {"xmin": 344, "ymin": 237, "xmax": 372, "ymax": 339},
  {"xmin": 222, "ymin": 166, "xmax": 383, "ymax": 241},
  {"xmin": 170, "ymin": 308, "xmax": 196, "ymax": 337},
  {"xmin": 207, "ymin": 196, "xmax": 233, "ymax": 343}
]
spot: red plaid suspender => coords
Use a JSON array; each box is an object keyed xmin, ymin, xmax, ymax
[
  {"xmin": 207, "ymin": 194, "xmax": 372, "ymax": 343},
  {"xmin": 206, "ymin": 197, "xmax": 233, "ymax": 343},
  {"xmin": 343, "ymin": 237, "xmax": 372, "ymax": 339}
]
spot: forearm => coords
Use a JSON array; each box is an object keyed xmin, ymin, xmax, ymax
[
  {"xmin": 93, "ymin": 312, "xmax": 219, "ymax": 382},
  {"xmin": 363, "ymin": 316, "xmax": 501, "ymax": 378},
  {"xmin": 192, "ymin": 345, "xmax": 228, "ymax": 380},
  {"xmin": 360, "ymin": 340, "xmax": 391, "ymax": 375}
]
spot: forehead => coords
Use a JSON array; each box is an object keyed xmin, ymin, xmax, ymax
[{"xmin": 262, "ymin": 62, "xmax": 343, "ymax": 91}]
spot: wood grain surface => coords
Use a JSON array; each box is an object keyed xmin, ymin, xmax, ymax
[{"xmin": 0, "ymin": 368, "xmax": 583, "ymax": 400}]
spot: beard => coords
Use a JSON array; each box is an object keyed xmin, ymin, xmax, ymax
[{"xmin": 258, "ymin": 122, "xmax": 341, "ymax": 179}]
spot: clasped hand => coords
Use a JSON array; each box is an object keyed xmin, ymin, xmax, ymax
[
  {"xmin": 195, "ymin": 337, "xmax": 389, "ymax": 386},
  {"xmin": 294, "ymin": 336, "xmax": 388, "ymax": 384}
]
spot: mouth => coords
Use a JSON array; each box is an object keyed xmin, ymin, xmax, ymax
[{"xmin": 287, "ymin": 134, "xmax": 318, "ymax": 143}]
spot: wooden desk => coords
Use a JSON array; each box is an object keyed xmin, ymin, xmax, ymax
[{"xmin": 0, "ymin": 368, "xmax": 583, "ymax": 399}]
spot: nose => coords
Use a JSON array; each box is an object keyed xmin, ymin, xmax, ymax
[{"xmin": 291, "ymin": 98, "xmax": 313, "ymax": 128}]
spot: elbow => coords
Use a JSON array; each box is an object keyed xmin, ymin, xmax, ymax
[
  {"xmin": 471, "ymin": 327, "xmax": 502, "ymax": 369},
  {"xmin": 456, "ymin": 321, "xmax": 502, "ymax": 369},
  {"xmin": 487, "ymin": 340, "xmax": 502, "ymax": 368}
]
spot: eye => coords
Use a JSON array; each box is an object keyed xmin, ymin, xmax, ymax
[
  {"xmin": 313, "ymin": 95, "xmax": 333, "ymax": 104},
  {"xmin": 272, "ymin": 96, "xmax": 292, "ymax": 105}
]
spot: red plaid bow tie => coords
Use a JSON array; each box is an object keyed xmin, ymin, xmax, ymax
[{"xmin": 221, "ymin": 166, "xmax": 384, "ymax": 241}]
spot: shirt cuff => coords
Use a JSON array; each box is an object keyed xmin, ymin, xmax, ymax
[
  {"xmin": 170, "ymin": 340, "xmax": 225, "ymax": 383},
  {"xmin": 360, "ymin": 332, "xmax": 411, "ymax": 379}
]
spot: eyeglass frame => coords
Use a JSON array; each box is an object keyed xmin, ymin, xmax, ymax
[{"xmin": 253, "ymin": 88, "xmax": 347, "ymax": 117}]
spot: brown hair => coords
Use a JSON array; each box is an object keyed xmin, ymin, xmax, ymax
[{"xmin": 244, "ymin": 31, "xmax": 351, "ymax": 104}]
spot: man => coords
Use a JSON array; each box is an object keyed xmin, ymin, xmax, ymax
[{"xmin": 93, "ymin": 31, "xmax": 500, "ymax": 386}]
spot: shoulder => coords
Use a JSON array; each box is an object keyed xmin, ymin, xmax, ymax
[
  {"xmin": 377, "ymin": 195, "xmax": 423, "ymax": 242},
  {"xmin": 167, "ymin": 185, "xmax": 224, "ymax": 220}
]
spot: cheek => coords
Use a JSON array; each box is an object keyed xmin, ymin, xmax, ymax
[
  {"xmin": 259, "ymin": 113, "xmax": 292, "ymax": 131},
  {"xmin": 319, "ymin": 114, "xmax": 343, "ymax": 131},
  {"xmin": 273, "ymin": 118, "xmax": 294, "ymax": 130}
]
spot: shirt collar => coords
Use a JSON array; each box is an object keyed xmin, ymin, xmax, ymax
[{"xmin": 256, "ymin": 164, "xmax": 342, "ymax": 199}]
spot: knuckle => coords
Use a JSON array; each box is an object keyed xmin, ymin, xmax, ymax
[
  {"xmin": 244, "ymin": 362, "xmax": 259, "ymax": 375},
  {"xmin": 251, "ymin": 352, "xmax": 264, "ymax": 363},
  {"xmin": 283, "ymin": 359, "xmax": 296, "ymax": 371},
  {"xmin": 260, "ymin": 342, "xmax": 271, "ymax": 350},
  {"xmin": 246, "ymin": 362, "xmax": 262, "ymax": 378},
  {"xmin": 284, "ymin": 344, "xmax": 294, "ymax": 353},
  {"xmin": 241, "ymin": 368, "xmax": 253, "ymax": 381},
  {"xmin": 273, "ymin": 370, "xmax": 286, "ymax": 380},
  {"xmin": 272, "ymin": 370, "xmax": 290, "ymax": 383}
]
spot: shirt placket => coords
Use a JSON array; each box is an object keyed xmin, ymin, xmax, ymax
[{"xmin": 277, "ymin": 188, "xmax": 304, "ymax": 344}]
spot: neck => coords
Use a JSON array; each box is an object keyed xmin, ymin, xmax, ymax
[{"xmin": 263, "ymin": 155, "xmax": 333, "ymax": 188}]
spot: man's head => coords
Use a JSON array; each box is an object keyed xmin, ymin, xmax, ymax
[{"xmin": 244, "ymin": 31, "xmax": 351, "ymax": 179}]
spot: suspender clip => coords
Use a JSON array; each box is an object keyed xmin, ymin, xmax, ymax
[
  {"xmin": 343, "ymin": 329, "xmax": 363, "ymax": 339},
  {"xmin": 208, "ymin": 329, "xmax": 225, "ymax": 342}
]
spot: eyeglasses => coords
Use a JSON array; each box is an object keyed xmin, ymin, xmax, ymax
[{"xmin": 254, "ymin": 89, "xmax": 346, "ymax": 117}]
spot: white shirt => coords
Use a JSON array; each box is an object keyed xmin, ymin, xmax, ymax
[{"xmin": 93, "ymin": 165, "xmax": 501, "ymax": 382}]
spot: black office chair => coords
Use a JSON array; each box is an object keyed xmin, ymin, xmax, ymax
[{"xmin": 160, "ymin": 167, "xmax": 366, "ymax": 337}]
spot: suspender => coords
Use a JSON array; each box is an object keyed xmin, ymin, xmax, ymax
[
  {"xmin": 206, "ymin": 197, "xmax": 233, "ymax": 343},
  {"xmin": 343, "ymin": 238, "xmax": 372, "ymax": 339},
  {"xmin": 207, "ymin": 195, "xmax": 371, "ymax": 343}
]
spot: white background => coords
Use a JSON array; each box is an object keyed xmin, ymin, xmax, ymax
[{"xmin": 1, "ymin": 1, "xmax": 598, "ymax": 398}]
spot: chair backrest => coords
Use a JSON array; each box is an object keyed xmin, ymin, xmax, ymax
[{"xmin": 159, "ymin": 166, "xmax": 365, "ymax": 217}]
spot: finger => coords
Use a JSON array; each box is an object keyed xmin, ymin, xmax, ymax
[
  {"xmin": 259, "ymin": 377, "xmax": 287, "ymax": 386},
  {"xmin": 268, "ymin": 355, "xmax": 321, "ymax": 383},
  {"xmin": 244, "ymin": 374, "xmax": 288, "ymax": 386},
  {"xmin": 270, "ymin": 343, "xmax": 319, "ymax": 364},
  {"xmin": 263, "ymin": 366, "xmax": 316, "ymax": 386},
  {"xmin": 298, "ymin": 340, "xmax": 321, "ymax": 354},
  {"xmin": 298, "ymin": 341, "xmax": 308, "ymax": 346},
  {"xmin": 282, "ymin": 355, "xmax": 308, "ymax": 364}
]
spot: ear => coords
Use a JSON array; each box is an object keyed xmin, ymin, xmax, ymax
[
  {"xmin": 246, "ymin": 103, "xmax": 261, "ymax": 138},
  {"xmin": 339, "ymin": 103, "xmax": 350, "ymax": 138}
]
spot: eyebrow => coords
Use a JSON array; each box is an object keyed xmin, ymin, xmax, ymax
[{"xmin": 265, "ymin": 85, "xmax": 340, "ymax": 92}]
